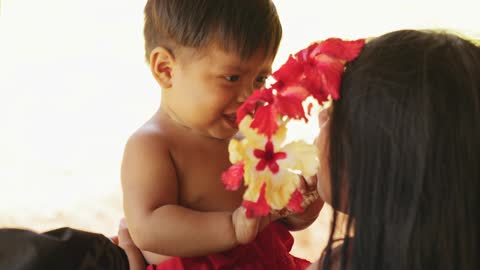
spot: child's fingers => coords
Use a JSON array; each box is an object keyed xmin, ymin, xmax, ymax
[
  {"xmin": 232, "ymin": 207, "xmax": 259, "ymax": 244},
  {"xmin": 117, "ymin": 218, "xmax": 146, "ymax": 270}
]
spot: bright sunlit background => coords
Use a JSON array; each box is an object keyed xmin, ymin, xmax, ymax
[{"xmin": 1, "ymin": 0, "xmax": 479, "ymax": 261}]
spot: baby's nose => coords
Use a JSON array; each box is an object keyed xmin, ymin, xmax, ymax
[
  {"xmin": 236, "ymin": 86, "xmax": 254, "ymax": 103},
  {"xmin": 236, "ymin": 95, "xmax": 246, "ymax": 103}
]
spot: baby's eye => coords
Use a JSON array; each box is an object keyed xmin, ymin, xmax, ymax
[
  {"xmin": 224, "ymin": 75, "xmax": 240, "ymax": 82},
  {"xmin": 257, "ymin": 76, "xmax": 268, "ymax": 83},
  {"xmin": 254, "ymin": 76, "xmax": 268, "ymax": 87}
]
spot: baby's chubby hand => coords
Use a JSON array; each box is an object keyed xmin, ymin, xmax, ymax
[{"xmin": 232, "ymin": 207, "xmax": 261, "ymax": 244}]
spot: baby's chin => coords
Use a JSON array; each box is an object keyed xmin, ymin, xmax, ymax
[
  {"xmin": 221, "ymin": 129, "xmax": 240, "ymax": 140},
  {"xmin": 206, "ymin": 128, "xmax": 239, "ymax": 141},
  {"xmin": 232, "ymin": 130, "xmax": 244, "ymax": 140}
]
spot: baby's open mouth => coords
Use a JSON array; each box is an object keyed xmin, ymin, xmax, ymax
[{"xmin": 224, "ymin": 113, "xmax": 238, "ymax": 128}]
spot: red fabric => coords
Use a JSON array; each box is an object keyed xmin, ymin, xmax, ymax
[{"xmin": 147, "ymin": 222, "xmax": 310, "ymax": 270}]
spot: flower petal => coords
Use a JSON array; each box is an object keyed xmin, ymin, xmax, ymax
[
  {"xmin": 237, "ymin": 89, "xmax": 274, "ymax": 124},
  {"xmin": 228, "ymin": 139, "xmax": 245, "ymax": 164},
  {"xmin": 243, "ymin": 175, "xmax": 265, "ymax": 202},
  {"xmin": 270, "ymin": 122, "xmax": 287, "ymax": 146},
  {"xmin": 242, "ymin": 159, "xmax": 256, "ymax": 186},
  {"xmin": 237, "ymin": 116, "xmax": 265, "ymax": 146},
  {"xmin": 314, "ymin": 38, "xmax": 366, "ymax": 61},
  {"xmin": 265, "ymin": 173, "xmax": 299, "ymax": 209},
  {"xmin": 250, "ymin": 105, "xmax": 279, "ymax": 137},
  {"xmin": 255, "ymin": 159, "xmax": 267, "ymax": 171},
  {"xmin": 243, "ymin": 183, "xmax": 270, "ymax": 218},
  {"xmin": 221, "ymin": 162, "xmax": 244, "ymax": 190},
  {"xmin": 286, "ymin": 189, "xmax": 304, "ymax": 212},
  {"xmin": 275, "ymin": 86, "xmax": 310, "ymax": 121},
  {"xmin": 272, "ymin": 56, "xmax": 304, "ymax": 85},
  {"xmin": 278, "ymin": 141, "xmax": 319, "ymax": 177},
  {"xmin": 267, "ymin": 161, "xmax": 280, "ymax": 174}
]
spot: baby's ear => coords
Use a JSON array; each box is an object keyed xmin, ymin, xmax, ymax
[{"xmin": 149, "ymin": 47, "xmax": 174, "ymax": 89}]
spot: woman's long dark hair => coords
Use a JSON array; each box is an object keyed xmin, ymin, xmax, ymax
[{"xmin": 323, "ymin": 30, "xmax": 480, "ymax": 270}]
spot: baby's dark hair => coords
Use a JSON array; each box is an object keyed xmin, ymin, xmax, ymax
[
  {"xmin": 324, "ymin": 30, "xmax": 480, "ymax": 270},
  {"xmin": 143, "ymin": 0, "xmax": 282, "ymax": 62}
]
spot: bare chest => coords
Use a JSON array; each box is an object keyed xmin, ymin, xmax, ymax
[{"xmin": 170, "ymin": 140, "xmax": 244, "ymax": 212}]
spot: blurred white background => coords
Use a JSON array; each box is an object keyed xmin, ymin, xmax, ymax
[{"xmin": 1, "ymin": 0, "xmax": 479, "ymax": 261}]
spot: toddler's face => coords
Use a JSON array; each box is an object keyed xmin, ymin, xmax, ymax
[{"xmin": 165, "ymin": 44, "xmax": 274, "ymax": 139}]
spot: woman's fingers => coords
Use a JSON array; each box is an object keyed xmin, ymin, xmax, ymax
[
  {"xmin": 117, "ymin": 218, "xmax": 146, "ymax": 270},
  {"xmin": 306, "ymin": 175, "xmax": 318, "ymax": 189},
  {"xmin": 298, "ymin": 175, "xmax": 318, "ymax": 194},
  {"xmin": 110, "ymin": 235, "xmax": 119, "ymax": 245}
]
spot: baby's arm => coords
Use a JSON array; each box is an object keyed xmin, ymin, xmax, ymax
[{"xmin": 121, "ymin": 131, "xmax": 248, "ymax": 257}]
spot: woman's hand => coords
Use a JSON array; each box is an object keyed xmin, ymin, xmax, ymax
[
  {"xmin": 117, "ymin": 219, "xmax": 146, "ymax": 270},
  {"xmin": 275, "ymin": 175, "xmax": 324, "ymax": 231}
]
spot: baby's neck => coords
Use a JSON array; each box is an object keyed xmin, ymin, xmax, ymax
[{"xmin": 154, "ymin": 107, "xmax": 230, "ymax": 142}]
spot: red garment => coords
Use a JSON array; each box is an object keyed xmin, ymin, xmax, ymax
[{"xmin": 147, "ymin": 222, "xmax": 310, "ymax": 270}]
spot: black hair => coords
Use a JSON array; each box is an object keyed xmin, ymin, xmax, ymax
[
  {"xmin": 143, "ymin": 0, "xmax": 282, "ymax": 62},
  {"xmin": 323, "ymin": 30, "xmax": 480, "ymax": 270}
]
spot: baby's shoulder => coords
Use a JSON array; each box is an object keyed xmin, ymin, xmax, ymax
[{"xmin": 124, "ymin": 122, "xmax": 172, "ymax": 159}]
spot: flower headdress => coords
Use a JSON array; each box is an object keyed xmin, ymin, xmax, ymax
[{"xmin": 222, "ymin": 38, "xmax": 366, "ymax": 217}]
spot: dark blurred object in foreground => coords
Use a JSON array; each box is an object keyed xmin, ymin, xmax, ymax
[{"xmin": 0, "ymin": 227, "xmax": 128, "ymax": 270}]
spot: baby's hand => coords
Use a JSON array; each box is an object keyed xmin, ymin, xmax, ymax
[{"xmin": 232, "ymin": 207, "xmax": 261, "ymax": 244}]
